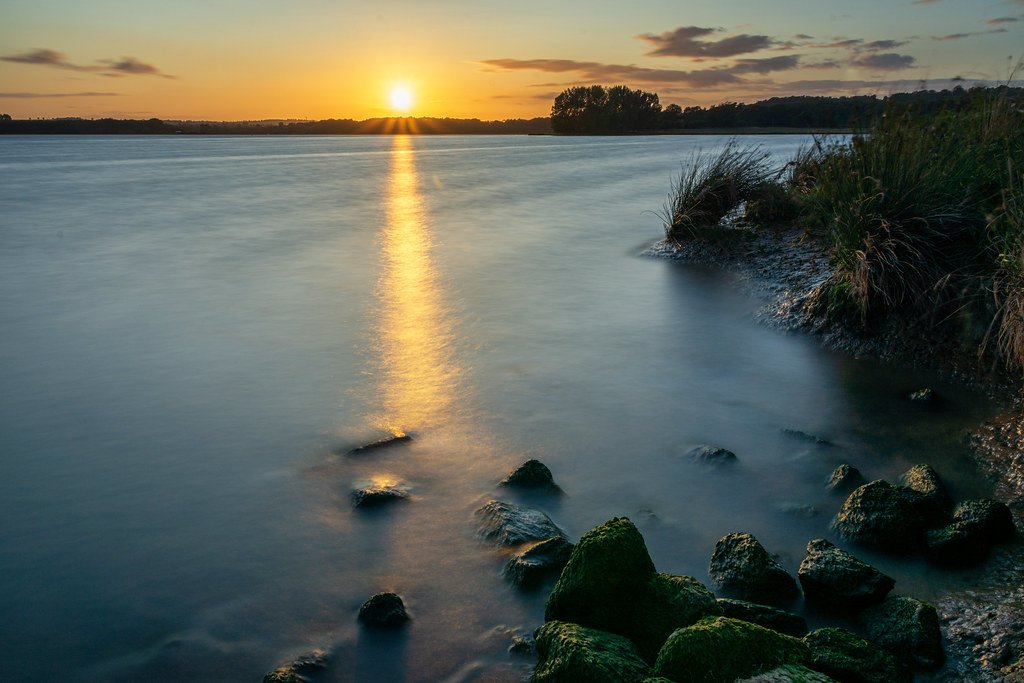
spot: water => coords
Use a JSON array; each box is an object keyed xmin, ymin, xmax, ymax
[{"xmin": 0, "ymin": 135, "xmax": 999, "ymax": 681}]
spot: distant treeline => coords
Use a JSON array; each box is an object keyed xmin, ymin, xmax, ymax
[{"xmin": 0, "ymin": 116, "xmax": 553, "ymax": 135}]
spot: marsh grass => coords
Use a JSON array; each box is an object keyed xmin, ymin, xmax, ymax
[{"xmin": 660, "ymin": 141, "xmax": 775, "ymax": 242}]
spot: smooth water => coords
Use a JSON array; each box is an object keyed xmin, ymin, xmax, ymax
[{"xmin": 0, "ymin": 135, "xmax": 998, "ymax": 682}]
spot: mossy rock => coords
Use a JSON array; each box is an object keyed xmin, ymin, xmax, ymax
[
  {"xmin": 927, "ymin": 498, "xmax": 1015, "ymax": 565},
  {"xmin": 803, "ymin": 627, "xmax": 909, "ymax": 683},
  {"xmin": 629, "ymin": 573, "xmax": 723, "ymax": 661},
  {"xmin": 797, "ymin": 539, "xmax": 894, "ymax": 613},
  {"xmin": 831, "ymin": 480, "xmax": 925, "ymax": 551},
  {"xmin": 653, "ymin": 616, "xmax": 809, "ymax": 683},
  {"xmin": 952, "ymin": 498, "xmax": 1015, "ymax": 542},
  {"xmin": 262, "ymin": 650, "xmax": 328, "ymax": 683},
  {"xmin": 708, "ymin": 532, "xmax": 799, "ymax": 606},
  {"xmin": 860, "ymin": 595, "xmax": 944, "ymax": 670},
  {"xmin": 737, "ymin": 663, "xmax": 837, "ymax": 682},
  {"xmin": 897, "ymin": 464, "xmax": 952, "ymax": 525},
  {"xmin": 827, "ymin": 465, "xmax": 865, "ymax": 495},
  {"xmin": 717, "ymin": 598, "xmax": 808, "ymax": 637},
  {"xmin": 532, "ymin": 621, "xmax": 651, "ymax": 683},
  {"xmin": 544, "ymin": 517, "xmax": 656, "ymax": 633}
]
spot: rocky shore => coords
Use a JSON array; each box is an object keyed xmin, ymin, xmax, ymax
[{"xmin": 645, "ymin": 225, "xmax": 1024, "ymax": 681}]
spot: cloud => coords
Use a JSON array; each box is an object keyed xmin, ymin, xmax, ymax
[
  {"xmin": 730, "ymin": 55, "xmax": 802, "ymax": 73},
  {"xmin": 851, "ymin": 52, "xmax": 916, "ymax": 70},
  {"xmin": 1, "ymin": 48, "xmax": 174, "ymax": 78},
  {"xmin": 861, "ymin": 39, "xmax": 909, "ymax": 50},
  {"xmin": 932, "ymin": 28, "xmax": 1008, "ymax": 40},
  {"xmin": 479, "ymin": 58, "xmax": 744, "ymax": 87},
  {"xmin": 0, "ymin": 91, "xmax": 120, "ymax": 98},
  {"xmin": 638, "ymin": 26, "xmax": 775, "ymax": 57},
  {"xmin": 986, "ymin": 16, "xmax": 1020, "ymax": 24}
]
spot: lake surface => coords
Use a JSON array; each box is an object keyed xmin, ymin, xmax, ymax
[{"xmin": 0, "ymin": 134, "xmax": 999, "ymax": 682}]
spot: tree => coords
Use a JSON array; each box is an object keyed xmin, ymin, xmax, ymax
[
  {"xmin": 0, "ymin": 114, "xmax": 12, "ymax": 121},
  {"xmin": 550, "ymin": 85, "xmax": 662, "ymax": 134}
]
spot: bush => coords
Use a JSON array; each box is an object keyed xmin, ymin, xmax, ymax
[
  {"xmin": 661, "ymin": 141, "xmax": 775, "ymax": 242},
  {"xmin": 745, "ymin": 182, "xmax": 799, "ymax": 226}
]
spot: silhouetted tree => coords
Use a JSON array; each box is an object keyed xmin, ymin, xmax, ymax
[{"xmin": 550, "ymin": 84, "xmax": 662, "ymax": 134}]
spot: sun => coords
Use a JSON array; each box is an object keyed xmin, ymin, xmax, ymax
[{"xmin": 388, "ymin": 85, "xmax": 414, "ymax": 114}]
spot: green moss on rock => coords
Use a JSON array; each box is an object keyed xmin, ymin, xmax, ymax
[
  {"xmin": 803, "ymin": 627, "xmax": 909, "ymax": 683},
  {"xmin": 708, "ymin": 532, "xmax": 799, "ymax": 606},
  {"xmin": 737, "ymin": 663, "xmax": 837, "ymax": 682},
  {"xmin": 860, "ymin": 595, "xmax": 944, "ymax": 670},
  {"xmin": 532, "ymin": 621, "xmax": 651, "ymax": 683},
  {"xmin": 831, "ymin": 480, "xmax": 925, "ymax": 551},
  {"xmin": 630, "ymin": 573, "xmax": 723, "ymax": 660},
  {"xmin": 717, "ymin": 598, "xmax": 808, "ymax": 637},
  {"xmin": 653, "ymin": 616, "xmax": 809, "ymax": 683}
]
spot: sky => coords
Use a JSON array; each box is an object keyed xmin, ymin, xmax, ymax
[{"xmin": 1, "ymin": 0, "xmax": 1022, "ymax": 120}]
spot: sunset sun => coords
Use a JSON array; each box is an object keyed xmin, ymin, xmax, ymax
[{"xmin": 389, "ymin": 85, "xmax": 413, "ymax": 114}]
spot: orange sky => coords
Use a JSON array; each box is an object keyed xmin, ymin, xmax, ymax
[{"xmin": 1, "ymin": 0, "xmax": 1021, "ymax": 120}]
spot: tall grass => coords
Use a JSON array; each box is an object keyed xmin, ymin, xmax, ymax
[{"xmin": 661, "ymin": 141, "xmax": 775, "ymax": 242}]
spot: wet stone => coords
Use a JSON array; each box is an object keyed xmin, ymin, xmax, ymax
[
  {"xmin": 798, "ymin": 539, "xmax": 894, "ymax": 613},
  {"xmin": 709, "ymin": 532, "xmax": 799, "ymax": 607},
  {"xmin": 908, "ymin": 388, "xmax": 936, "ymax": 403},
  {"xmin": 503, "ymin": 536, "xmax": 574, "ymax": 588},
  {"xmin": 351, "ymin": 482, "xmax": 410, "ymax": 508},
  {"xmin": 831, "ymin": 480, "xmax": 925, "ymax": 551},
  {"xmin": 476, "ymin": 500, "xmax": 565, "ymax": 546},
  {"xmin": 827, "ymin": 464, "xmax": 866, "ymax": 494},
  {"xmin": 262, "ymin": 649, "xmax": 328, "ymax": 683},
  {"xmin": 358, "ymin": 592, "xmax": 409, "ymax": 628},
  {"xmin": 500, "ymin": 459, "xmax": 560, "ymax": 490},
  {"xmin": 687, "ymin": 444, "xmax": 738, "ymax": 465},
  {"xmin": 346, "ymin": 432, "xmax": 412, "ymax": 455},
  {"xmin": 716, "ymin": 598, "xmax": 809, "ymax": 637}
]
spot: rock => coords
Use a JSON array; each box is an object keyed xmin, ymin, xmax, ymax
[
  {"xmin": 476, "ymin": 501, "xmax": 565, "ymax": 546},
  {"xmin": 503, "ymin": 536, "xmax": 574, "ymax": 588},
  {"xmin": 897, "ymin": 464, "xmax": 952, "ymax": 524},
  {"xmin": 709, "ymin": 532, "xmax": 799, "ymax": 606},
  {"xmin": 346, "ymin": 432, "xmax": 412, "ymax": 455},
  {"xmin": 262, "ymin": 650, "xmax": 328, "ymax": 683},
  {"xmin": 781, "ymin": 429, "xmax": 833, "ymax": 446},
  {"xmin": 544, "ymin": 518, "xmax": 719, "ymax": 658},
  {"xmin": 653, "ymin": 616, "xmax": 809, "ymax": 682},
  {"xmin": 687, "ymin": 445, "xmax": 738, "ymax": 465},
  {"xmin": 797, "ymin": 539, "xmax": 894, "ymax": 612},
  {"xmin": 908, "ymin": 388, "xmax": 936, "ymax": 403},
  {"xmin": 860, "ymin": 595, "xmax": 944, "ymax": 670},
  {"xmin": 717, "ymin": 598, "xmax": 809, "ymax": 637},
  {"xmin": 629, "ymin": 573, "xmax": 723, "ymax": 661},
  {"xmin": 351, "ymin": 481, "xmax": 410, "ymax": 508},
  {"xmin": 737, "ymin": 663, "xmax": 837, "ymax": 682},
  {"xmin": 926, "ymin": 499, "xmax": 1015, "ymax": 566},
  {"xmin": 777, "ymin": 503, "xmax": 819, "ymax": 519},
  {"xmin": 544, "ymin": 517, "xmax": 657, "ymax": 632},
  {"xmin": 358, "ymin": 592, "xmax": 409, "ymax": 628},
  {"xmin": 803, "ymin": 627, "xmax": 909, "ymax": 683},
  {"xmin": 532, "ymin": 621, "xmax": 650, "ymax": 683},
  {"xmin": 827, "ymin": 465, "xmax": 866, "ymax": 494},
  {"xmin": 509, "ymin": 633, "xmax": 535, "ymax": 656},
  {"xmin": 952, "ymin": 498, "xmax": 1015, "ymax": 542},
  {"xmin": 501, "ymin": 459, "xmax": 561, "ymax": 490},
  {"xmin": 831, "ymin": 480, "xmax": 925, "ymax": 551}
]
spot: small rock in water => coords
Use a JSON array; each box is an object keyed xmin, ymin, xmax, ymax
[
  {"xmin": 500, "ymin": 459, "xmax": 561, "ymax": 490},
  {"xmin": 346, "ymin": 432, "xmax": 412, "ymax": 455},
  {"xmin": 687, "ymin": 445, "xmax": 738, "ymax": 465},
  {"xmin": 351, "ymin": 481, "xmax": 410, "ymax": 508},
  {"xmin": 831, "ymin": 480, "xmax": 925, "ymax": 551},
  {"xmin": 908, "ymin": 388, "xmax": 936, "ymax": 403},
  {"xmin": 476, "ymin": 500, "xmax": 565, "ymax": 546},
  {"xmin": 776, "ymin": 502, "xmax": 819, "ymax": 519},
  {"xmin": 898, "ymin": 464, "xmax": 952, "ymax": 524},
  {"xmin": 262, "ymin": 649, "xmax": 328, "ymax": 683},
  {"xmin": 508, "ymin": 633, "xmax": 535, "ymax": 656},
  {"xmin": 708, "ymin": 532, "xmax": 799, "ymax": 606},
  {"xmin": 503, "ymin": 536, "xmax": 574, "ymax": 588},
  {"xmin": 780, "ymin": 428, "xmax": 833, "ymax": 446},
  {"xmin": 797, "ymin": 539, "xmax": 894, "ymax": 612},
  {"xmin": 926, "ymin": 498, "xmax": 1015, "ymax": 566},
  {"xmin": 827, "ymin": 464, "xmax": 866, "ymax": 494},
  {"xmin": 358, "ymin": 592, "xmax": 409, "ymax": 628}
]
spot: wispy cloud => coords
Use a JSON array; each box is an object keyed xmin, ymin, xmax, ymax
[
  {"xmin": 0, "ymin": 48, "xmax": 175, "ymax": 78},
  {"xmin": 851, "ymin": 52, "xmax": 916, "ymax": 70},
  {"xmin": 479, "ymin": 58, "xmax": 744, "ymax": 87},
  {"xmin": 932, "ymin": 28, "xmax": 1008, "ymax": 40},
  {"xmin": 0, "ymin": 91, "xmax": 121, "ymax": 98},
  {"xmin": 985, "ymin": 16, "xmax": 1020, "ymax": 24},
  {"xmin": 637, "ymin": 26, "xmax": 775, "ymax": 58}
]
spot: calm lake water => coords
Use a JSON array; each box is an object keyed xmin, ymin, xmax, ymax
[{"xmin": 0, "ymin": 134, "xmax": 999, "ymax": 682}]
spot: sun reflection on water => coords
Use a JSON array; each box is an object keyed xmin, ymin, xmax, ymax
[{"xmin": 372, "ymin": 135, "xmax": 461, "ymax": 433}]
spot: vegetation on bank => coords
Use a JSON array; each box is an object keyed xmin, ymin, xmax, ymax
[{"xmin": 661, "ymin": 86, "xmax": 1024, "ymax": 374}]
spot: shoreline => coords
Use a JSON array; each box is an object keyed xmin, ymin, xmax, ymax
[{"xmin": 644, "ymin": 225, "xmax": 1024, "ymax": 681}]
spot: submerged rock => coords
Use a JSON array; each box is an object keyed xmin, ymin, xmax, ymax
[
  {"xmin": 500, "ymin": 459, "xmax": 561, "ymax": 490},
  {"xmin": 709, "ymin": 532, "xmax": 799, "ymax": 606},
  {"xmin": 687, "ymin": 445, "xmax": 738, "ymax": 465},
  {"xmin": 736, "ymin": 664, "xmax": 837, "ymax": 682},
  {"xmin": 476, "ymin": 500, "xmax": 565, "ymax": 546},
  {"xmin": 509, "ymin": 633, "xmax": 535, "ymax": 656},
  {"xmin": 831, "ymin": 480, "xmax": 925, "ymax": 551},
  {"xmin": 532, "ymin": 621, "xmax": 650, "ymax": 683},
  {"xmin": 544, "ymin": 517, "xmax": 720, "ymax": 659},
  {"xmin": 803, "ymin": 627, "xmax": 909, "ymax": 683},
  {"xmin": 351, "ymin": 481, "xmax": 410, "ymax": 508},
  {"xmin": 898, "ymin": 464, "xmax": 952, "ymax": 524},
  {"xmin": 827, "ymin": 464, "xmax": 866, "ymax": 494},
  {"xmin": 797, "ymin": 539, "xmax": 894, "ymax": 612},
  {"xmin": 717, "ymin": 598, "xmax": 809, "ymax": 638},
  {"xmin": 503, "ymin": 536, "xmax": 574, "ymax": 588},
  {"xmin": 781, "ymin": 428, "xmax": 833, "ymax": 446},
  {"xmin": 908, "ymin": 388, "xmax": 936, "ymax": 403},
  {"xmin": 346, "ymin": 432, "xmax": 412, "ymax": 455},
  {"xmin": 653, "ymin": 616, "xmax": 809, "ymax": 682},
  {"xmin": 860, "ymin": 595, "xmax": 944, "ymax": 670},
  {"xmin": 358, "ymin": 592, "xmax": 409, "ymax": 628},
  {"xmin": 262, "ymin": 650, "xmax": 328, "ymax": 683}
]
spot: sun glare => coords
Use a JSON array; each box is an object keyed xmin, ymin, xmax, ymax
[{"xmin": 389, "ymin": 85, "xmax": 413, "ymax": 113}]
